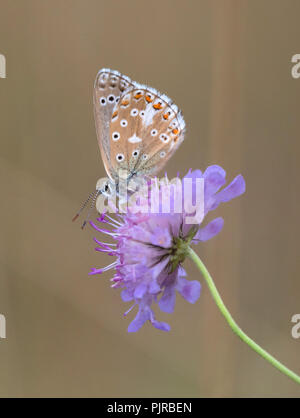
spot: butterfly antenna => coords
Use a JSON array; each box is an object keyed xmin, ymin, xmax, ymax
[
  {"xmin": 81, "ymin": 190, "xmax": 100, "ymax": 230},
  {"xmin": 72, "ymin": 191, "xmax": 96, "ymax": 223}
]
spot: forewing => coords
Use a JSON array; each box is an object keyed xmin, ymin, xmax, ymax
[{"xmin": 93, "ymin": 69, "xmax": 134, "ymax": 179}]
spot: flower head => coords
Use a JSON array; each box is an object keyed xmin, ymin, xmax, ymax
[{"xmin": 89, "ymin": 166, "xmax": 245, "ymax": 332}]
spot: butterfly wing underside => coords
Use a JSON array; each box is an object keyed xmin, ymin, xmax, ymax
[
  {"xmin": 93, "ymin": 69, "xmax": 134, "ymax": 179},
  {"xmin": 107, "ymin": 83, "xmax": 186, "ymax": 182},
  {"xmin": 73, "ymin": 70, "xmax": 186, "ymax": 228}
]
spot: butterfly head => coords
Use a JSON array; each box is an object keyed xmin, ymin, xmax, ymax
[{"xmin": 96, "ymin": 177, "xmax": 116, "ymax": 198}]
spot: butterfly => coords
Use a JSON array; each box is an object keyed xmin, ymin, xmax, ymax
[{"xmin": 73, "ymin": 68, "xmax": 186, "ymax": 228}]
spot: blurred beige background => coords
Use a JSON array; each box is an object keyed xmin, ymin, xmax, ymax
[{"xmin": 0, "ymin": 0, "xmax": 299, "ymax": 397}]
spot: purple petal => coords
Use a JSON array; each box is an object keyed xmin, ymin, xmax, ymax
[
  {"xmin": 216, "ymin": 174, "xmax": 245, "ymax": 203},
  {"xmin": 203, "ymin": 165, "xmax": 226, "ymax": 197},
  {"xmin": 134, "ymin": 283, "xmax": 148, "ymax": 299},
  {"xmin": 176, "ymin": 277, "xmax": 201, "ymax": 304},
  {"xmin": 152, "ymin": 258, "xmax": 169, "ymax": 280},
  {"xmin": 149, "ymin": 310, "xmax": 170, "ymax": 331},
  {"xmin": 127, "ymin": 308, "xmax": 150, "ymax": 332},
  {"xmin": 151, "ymin": 318, "xmax": 170, "ymax": 332},
  {"xmin": 151, "ymin": 227, "xmax": 172, "ymax": 248},
  {"xmin": 148, "ymin": 279, "xmax": 161, "ymax": 294},
  {"xmin": 210, "ymin": 175, "xmax": 246, "ymax": 211},
  {"xmin": 121, "ymin": 289, "xmax": 134, "ymax": 302},
  {"xmin": 193, "ymin": 217, "xmax": 224, "ymax": 242},
  {"xmin": 184, "ymin": 169, "xmax": 203, "ymax": 180},
  {"xmin": 158, "ymin": 284, "xmax": 176, "ymax": 313}
]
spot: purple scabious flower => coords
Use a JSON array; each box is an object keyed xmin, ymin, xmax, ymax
[{"xmin": 89, "ymin": 166, "xmax": 245, "ymax": 332}]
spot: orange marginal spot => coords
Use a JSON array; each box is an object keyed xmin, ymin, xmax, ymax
[
  {"xmin": 172, "ymin": 128, "xmax": 179, "ymax": 135},
  {"xmin": 134, "ymin": 93, "xmax": 143, "ymax": 99},
  {"xmin": 153, "ymin": 102, "xmax": 163, "ymax": 110},
  {"xmin": 163, "ymin": 113, "xmax": 169, "ymax": 120},
  {"xmin": 112, "ymin": 111, "xmax": 118, "ymax": 118},
  {"xmin": 146, "ymin": 95, "xmax": 153, "ymax": 103},
  {"xmin": 121, "ymin": 100, "xmax": 129, "ymax": 106}
]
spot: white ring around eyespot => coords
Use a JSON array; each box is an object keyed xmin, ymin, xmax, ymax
[
  {"xmin": 160, "ymin": 151, "xmax": 166, "ymax": 158},
  {"xmin": 132, "ymin": 150, "xmax": 139, "ymax": 158},
  {"xmin": 142, "ymin": 154, "xmax": 148, "ymax": 160},
  {"xmin": 107, "ymin": 94, "xmax": 115, "ymax": 103},
  {"xmin": 116, "ymin": 153, "xmax": 125, "ymax": 162},
  {"xmin": 112, "ymin": 132, "xmax": 120, "ymax": 141},
  {"xmin": 139, "ymin": 110, "xmax": 145, "ymax": 117},
  {"xmin": 100, "ymin": 97, "xmax": 107, "ymax": 106},
  {"xmin": 130, "ymin": 108, "xmax": 139, "ymax": 117},
  {"xmin": 120, "ymin": 119, "xmax": 128, "ymax": 127},
  {"xmin": 151, "ymin": 129, "xmax": 158, "ymax": 136}
]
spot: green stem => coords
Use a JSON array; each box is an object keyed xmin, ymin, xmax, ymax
[{"xmin": 188, "ymin": 247, "xmax": 300, "ymax": 385}]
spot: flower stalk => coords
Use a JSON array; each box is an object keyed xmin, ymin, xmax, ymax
[{"xmin": 188, "ymin": 247, "xmax": 300, "ymax": 385}]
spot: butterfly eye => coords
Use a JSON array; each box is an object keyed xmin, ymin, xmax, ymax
[
  {"xmin": 159, "ymin": 133, "xmax": 170, "ymax": 143},
  {"xmin": 130, "ymin": 108, "xmax": 138, "ymax": 117},
  {"xmin": 108, "ymin": 95, "xmax": 115, "ymax": 103},
  {"xmin": 116, "ymin": 153, "xmax": 125, "ymax": 162},
  {"xmin": 151, "ymin": 129, "xmax": 158, "ymax": 136},
  {"xmin": 104, "ymin": 183, "xmax": 111, "ymax": 194},
  {"xmin": 120, "ymin": 119, "xmax": 128, "ymax": 127},
  {"xmin": 132, "ymin": 150, "xmax": 139, "ymax": 158},
  {"xmin": 100, "ymin": 97, "xmax": 107, "ymax": 106},
  {"xmin": 112, "ymin": 132, "xmax": 120, "ymax": 141},
  {"xmin": 160, "ymin": 151, "xmax": 166, "ymax": 158}
]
